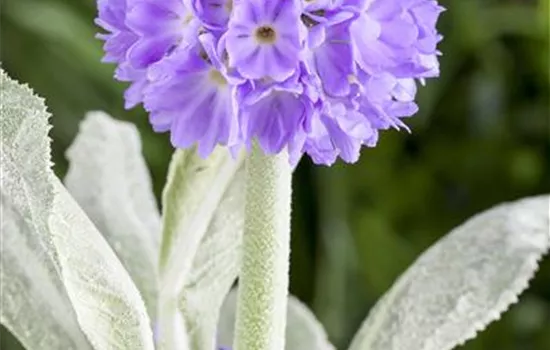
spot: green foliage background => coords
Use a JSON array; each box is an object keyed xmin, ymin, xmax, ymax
[{"xmin": 1, "ymin": 0, "xmax": 549, "ymax": 349}]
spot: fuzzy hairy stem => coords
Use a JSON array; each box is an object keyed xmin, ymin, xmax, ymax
[{"xmin": 233, "ymin": 145, "xmax": 292, "ymax": 350}]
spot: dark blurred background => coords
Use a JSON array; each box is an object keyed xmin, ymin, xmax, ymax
[{"xmin": 1, "ymin": 0, "xmax": 549, "ymax": 349}]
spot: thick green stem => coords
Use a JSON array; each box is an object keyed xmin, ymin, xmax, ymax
[{"xmin": 233, "ymin": 145, "xmax": 292, "ymax": 350}]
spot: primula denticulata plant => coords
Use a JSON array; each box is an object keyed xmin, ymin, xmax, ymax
[
  {"xmin": 1, "ymin": 1, "xmax": 550, "ymax": 350},
  {"xmin": 2, "ymin": 70, "xmax": 550, "ymax": 350}
]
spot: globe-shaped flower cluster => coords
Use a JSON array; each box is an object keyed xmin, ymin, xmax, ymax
[{"xmin": 97, "ymin": 0, "xmax": 444, "ymax": 165}]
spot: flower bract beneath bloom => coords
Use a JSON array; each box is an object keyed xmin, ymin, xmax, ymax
[{"xmin": 96, "ymin": 0, "xmax": 444, "ymax": 165}]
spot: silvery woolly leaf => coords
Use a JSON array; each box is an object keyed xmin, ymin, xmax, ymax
[
  {"xmin": 0, "ymin": 70, "xmax": 92, "ymax": 350},
  {"xmin": 156, "ymin": 148, "xmax": 242, "ymax": 349},
  {"xmin": 179, "ymin": 169, "xmax": 245, "ymax": 350},
  {"xmin": 348, "ymin": 195, "xmax": 550, "ymax": 350},
  {"xmin": 0, "ymin": 70, "xmax": 154, "ymax": 350},
  {"xmin": 158, "ymin": 149, "xmax": 242, "ymax": 298},
  {"xmin": 49, "ymin": 177, "xmax": 155, "ymax": 350},
  {"xmin": 64, "ymin": 111, "xmax": 160, "ymax": 318},
  {"xmin": 217, "ymin": 289, "xmax": 335, "ymax": 350}
]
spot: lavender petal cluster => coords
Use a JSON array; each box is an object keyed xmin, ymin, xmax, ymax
[{"xmin": 97, "ymin": 0, "xmax": 444, "ymax": 165}]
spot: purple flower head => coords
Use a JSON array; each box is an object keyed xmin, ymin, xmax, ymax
[{"xmin": 96, "ymin": 0, "xmax": 444, "ymax": 165}]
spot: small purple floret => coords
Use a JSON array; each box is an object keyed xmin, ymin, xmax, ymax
[
  {"xmin": 225, "ymin": 0, "xmax": 304, "ymax": 81},
  {"xmin": 96, "ymin": 0, "xmax": 444, "ymax": 165}
]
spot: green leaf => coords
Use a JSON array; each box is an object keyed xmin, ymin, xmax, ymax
[
  {"xmin": 179, "ymin": 168, "xmax": 245, "ymax": 350},
  {"xmin": 217, "ymin": 289, "xmax": 335, "ymax": 350},
  {"xmin": 64, "ymin": 111, "xmax": 160, "ymax": 319},
  {"xmin": 348, "ymin": 195, "xmax": 550, "ymax": 350},
  {"xmin": 0, "ymin": 69, "xmax": 93, "ymax": 350},
  {"xmin": 156, "ymin": 148, "xmax": 242, "ymax": 348},
  {"xmin": 49, "ymin": 177, "xmax": 155, "ymax": 350}
]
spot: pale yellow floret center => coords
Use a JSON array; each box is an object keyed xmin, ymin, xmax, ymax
[
  {"xmin": 225, "ymin": 0, "xmax": 233, "ymax": 12},
  {"xmin": 209, "ymin": 69, "xmax": 228, "ymax": 86},
  {"xmin": 254, "ymin": 26, "xmax": 277, "ymax": 44},
  {"xmin": 182, "ymin": 13, "xmax": 194, "ymax": 26}
]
